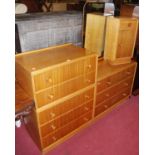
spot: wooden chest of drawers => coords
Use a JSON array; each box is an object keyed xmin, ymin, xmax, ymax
[
  {"xmin": 15, "ymin": 44, "xmax": 97, "ymax": 152},
  {"xmin": 96, "ymin": 60, "xmax": 137, "ymax": 117},
  {"xmin": 15, "ymin": 44, "xmax": 137, "ymax": 153}
]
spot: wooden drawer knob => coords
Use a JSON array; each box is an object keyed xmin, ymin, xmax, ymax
[
  {"xmin": 104, "ymin": 105, "xmax": 108, "ymax": 108},
  {"xmin": 105, "ymin": 93, "xmax": 110, "ymax": 97},
  {"xmin": 50, "ymin": 112, "xmax": 56, "ymax": 118},
  {"xmin": 47, "ymin": 78, "xmax": 52, "ymax": 83},
  {"xmin": 48, "ymin": 94, "xmax": 54, "ymax": 100},
  {"xmin": 85, "ymin": 79, "xmax": 91, "ymax": 83},
  {"xmin": 122, "ymin": 93, "xmax": 127, "ymax": 96},
  {"xmin": 97, "ymin": 82, "xmax": 101, "ymax": 85},
  {"xmin": 124, "ymin": 82, "xmax": 129, "ymax": 86},
  {"xmin": 87, "ymin": 64, "xmax": 92, "ymax": 69},
  {"xmin": 51, "ymin": 125, "xmax": 56, "ymax": 130},
  {"xmin": 126, "ymin": 71, "xmax": 131, "ymax": 75},
  {"xmin": 84, "ymin": 107, "xmax": 89, "ymax": 111},
  {"xmin": 106, "ymin": 81, "xmax": 112, "ymax": 85},
  {"xmin": 52, "ymin": 136, "xmax": 57, "ymax": 141}
]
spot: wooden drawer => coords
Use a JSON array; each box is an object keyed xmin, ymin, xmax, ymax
[
  {"xmin": 38, "ymin": 88, "xmax": 94, "ymax": 125},
  {"xmin": 119, "ymin": 20, "xmax": 137, "ymax": 31},
  {"xmin": 35, "ymin": 73, "xmax": 95, "ymax": 108},
  {"xmin": 42, "ymin": 111, "xmax": 92, "ymax": 148},
  {"xmin": 33, "ymin": 59, "xmax": 85, "ymax": 92},
  {"xmin": 95, "ymin": 87, "xmax": 131, "ymax": 116},
  {"xmin": 96, "ymin": 77, "xmax": 133, "ymax": 105},
  {"xmin": 84, "ymin": 56, "xmax": 96, "ymax": 73},
  {"xmin": 97, "ymin": 65, "xmax": 135, "ymax": 93},
  {"xmin": 40, "ymin": 101, "xmax": 93, "ymax": 137}
]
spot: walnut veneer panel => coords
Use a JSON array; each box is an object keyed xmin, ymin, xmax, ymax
[{"xmin": 104, "ymin": 16, "xmax": 138, "ymax": 65}]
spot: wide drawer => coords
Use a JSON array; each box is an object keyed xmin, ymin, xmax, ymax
[
  {"xmin": 95, "ymin": 87, "xmax": 131, "ymax": 117},
  {"xmin": 38, "ymin": 88, "xmax": 94, "ymax": 125},
  {"xmin": 35, "ymin": 72, "xmax": 95, "ymax": 108},
  {"xmin": 41, "ymin": 111, "xmax": 92, "ymax": 148},
  {"xmin": 40, "ymin": 100, "xmax": 93, "ymax": 137},
  {"xmin": 33, "ymin": 56, "xmax": 96, "ymax": 92},
  {"xmin": 96, "ymin": 77, "xmax": 133, "ymax": 105},
  {"xmin": 97, "ymin": 65, "xmax": 135, "ymax": 93}
]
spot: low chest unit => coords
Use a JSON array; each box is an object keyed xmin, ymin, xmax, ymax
[{"xmin": 15, "ymin": 44, "xmax": 137, "ymax": 153}]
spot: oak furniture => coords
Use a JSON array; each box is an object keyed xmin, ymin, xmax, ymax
[
  {"xmin": 15, "ymin": 44, "xmax": 137, "ymax": 153},
  {"xmin": 104, "ymin": 16, "xmax": 138, "ymax": 65}
]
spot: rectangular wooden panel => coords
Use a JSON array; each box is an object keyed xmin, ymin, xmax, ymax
[
  {"xmin": 35, "ymin": 73, "xmax": 95, "ymax": 108},
  {"xmin": 40, "ymin": 101, "xmax": 93, "ymax": 137},
  {"xmin": 38, "ymin": 88, "xmax": 94, "ymax": 125},
  {"xmin": 41, "ymin": 111, "xmax": 92, "ymax": 148},
  {"xmin": 84, "ymin": 14, "xmax": 106, "ymax": 57}
]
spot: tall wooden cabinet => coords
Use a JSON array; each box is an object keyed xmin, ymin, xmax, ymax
[
  {"xmin": 15, "ymin": 44, "xmax": 137, "ymax": 153},
  {"xmin": 104, "ymin": 16, "xmax": 138, "ymax": 65}
]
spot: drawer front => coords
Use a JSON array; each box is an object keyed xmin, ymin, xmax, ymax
[
  {"xmin": 119, "ymin": 20, "xmax": 138, "ymax": 31},
  {"xmin": 97, "ymin": 65, "xmax": 135, "ymax": 93},
  {"xmin": 95, "ymin": 87, "xmax": 131, "ymax": 117},
  {"xmin": 33, "ymin": 59, "xmax": 85, "ymax": 92},
  {"xmin": 40, "ymin": 101, "xmax": 93, "ymax": 137},
  {"xmin": 38, "ymin": 88, "xmax": 94, "ymax": 125},
  {"xmin": 84, "ymin": 56, "xmax": 96, "ymax": 73},
  {"xmin": 96, "ymin": 77, "xmax": 133, "ymax": 105},
  {"xmin": 35, "ymin": 73, "xmax": 95, "ymax": 108},
  {"xmin": 42, "ymin": 111, "xmax": 92, "ymax": 148}
]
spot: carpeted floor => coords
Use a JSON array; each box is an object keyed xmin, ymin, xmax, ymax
[{"xmin": 15, "ymin": 95, "xmax": 139, "ymax": 155}]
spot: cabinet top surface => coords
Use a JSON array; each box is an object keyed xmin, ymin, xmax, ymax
[
  {"xmin": 97, "ymin": 60, "xmax": 137, "ymax": 80},
  {"xmin": 15, "ymin": 44, "xmax": 97, "ymax": 72}
]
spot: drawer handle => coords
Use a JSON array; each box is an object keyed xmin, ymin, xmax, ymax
[
  {"xmin": 106, "ymin": 81, "xmax": 112, "ymax": 85},
  {"xmin": 87, "ymin": 64, "xmax": 92, "ymax": 69},
  {"xmin": 104, "ymin": 105, "xmax": 108, "ymax": 108},
  {"xmin": 126, "ymin": 71, "xmax": 131, "ymax": 75},
  {"xmin": 51, "ymin": 125, "xmax": 56, "ymax": 130},
  {"xmin": 48, "ymin": 94, "xmax": 54, "ymax": 100},
  {"xmin": 122, "ymin": 93, "xmax": 127, "ymax": 96},
  {"xmin": 83, "ymin": 117, "xmax": 89, "ymax": 121},
  {"xmin": 85, "ymin": 95, "xmax": 90, "ymax": 99},
  {"xmin": 47, "ymin": 78, "xmax": 52, "ymax": 83},
  {"xmin": 124, "ymin": 82, "xmax": 129, "ymax": 86},
  {"xmin": 85, "ymin": 79, "xmax": 91, "ymax": 83},
  {"xmin": 105, "ymin": 93, "xmax": 110, "ymax": 97},
  {"xmin": 84, "ymin": 107, "xmax": 89, "ymax": 111},
  {"xmin": 52, "ymin": 136, "xmax": 57, "ymax": 141},
  {"xmin": 50, "ymin": 112, "xmax": 56, "ymax": 118}
]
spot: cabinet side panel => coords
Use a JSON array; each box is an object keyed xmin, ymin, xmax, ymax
[
  {"xmin": 84, "ymin": 14, "xmax": 106, "ymax": 57},
  {"xmin": 104, "ymin": 18, "xmax": 119, "ymax": 60},
  {"xmin": 15, "ymin": 62, "xmax": 33, "ymax": 98}
]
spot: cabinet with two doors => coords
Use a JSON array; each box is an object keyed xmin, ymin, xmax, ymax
[{"xmin": 15, "ymin": 44, "xmax": 137, "ymax": 153}]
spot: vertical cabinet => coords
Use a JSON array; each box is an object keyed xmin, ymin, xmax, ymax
[{"xmin": 104, "ymin": 16, "xmax": 138, "ymax": 65}]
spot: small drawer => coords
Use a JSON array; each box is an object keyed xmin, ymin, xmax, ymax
[
  {"xmin": 84, "ymin": 56, "xmax": 96, "ymax": 73},
  {"xmin": 95, "ymin": 87, "xmax": 131, "ymax": 117},
  {"xmin": 41, "ymin": 111, "xmax": 92, "ymax": 148},
  {"xmin": 33, "ymin": 59, "xmax": 85, "ymax": 92},
  {"xmin": 96, "ymin": 77, "xmax": 133, "ymax": 105},
  {"xmin": 35, "ymin": 75, "xmax": 87, "ymax": 108},
  {"xmin": 97, "ymin": 65, "xmax": 135, "ymax": 93},
  {"xmin": 40, "ymin": 101, "xmax": 93, "ymax": 137},
  {"xmin": 38, "ymin": 88, "xmax": 94, "ymax": 125},
  {"xmin": 119, "ymin": 20, "xmax": 137, "ymax": 30}
]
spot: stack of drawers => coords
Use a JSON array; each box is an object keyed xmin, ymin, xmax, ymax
[
  {"xmin": 95, "ymin": 60, "xmax": 137, "ymax": 117},
  {"xmin": 15, "ymin": 44, "xmax": 97, "ymax": 151}
]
